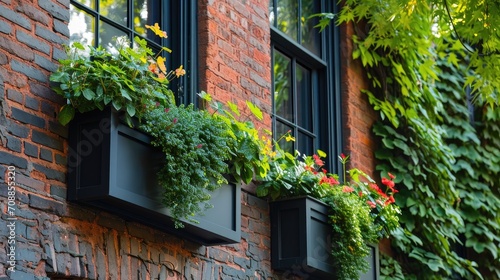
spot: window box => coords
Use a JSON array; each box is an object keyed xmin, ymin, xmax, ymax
[
  {"xmin": 67, "ymin": 107, "xmax": 241, "ymax": 245},
  {"xmin": 270, "ymin": 196, "xmax": 379, "ymax": 279}
]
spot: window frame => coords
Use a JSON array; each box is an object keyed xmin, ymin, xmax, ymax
[
  {"xmin": 68, "ymin": 0, "xmax": 198, "ymax": 105},
  {"xmin": 270, "ymin": 0, "xmax": 342, "ymax": 172}
]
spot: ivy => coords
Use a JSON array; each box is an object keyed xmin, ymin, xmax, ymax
[{"xmin": 325, "ymin": 0, "xmax": 500, "ymax": 278}]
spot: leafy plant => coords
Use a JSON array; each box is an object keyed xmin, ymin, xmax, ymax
[
  {"xmin": 50, "ymin": 24, "xmax": 182, "ymax": 126},
  {"xmin": 198, "ymin": 91, "xmax": 271, "ymax": 184},
  {"xmin": 257, "ymin": 144, "xmax": 401, "ymax": 279},
  {"xmin": 314, "ymin": 1, "xmax": 500, "ymax": 278},
  {"xmin": 140, "ymin": 103, "xmax": 235, "ymax": 227}
]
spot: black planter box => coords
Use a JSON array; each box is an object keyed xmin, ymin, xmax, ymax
[
  {"xmin": 67, "ymin": 107, "xmax": 241, "ymax": 245},
  {"xmin": 270, "ymin": 196, "xmax": 379, "ymax": 279}
]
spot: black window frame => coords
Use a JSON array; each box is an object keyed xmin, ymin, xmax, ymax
[
  {"xmin": 270, "ymin": 0, "xmax": 342, "ymax": 172},
  {"xmin": 68, "ymin": 0, "xmax": 198, "ymax": 105}
]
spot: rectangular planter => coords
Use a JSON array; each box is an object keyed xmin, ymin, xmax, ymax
[
  {"xmin": 270, "ymin": 196, "xmax": 379, "ymax": 279},
  {"xmin": 67, "ymin": 107, "xmax": 241, "ymax": 245}
]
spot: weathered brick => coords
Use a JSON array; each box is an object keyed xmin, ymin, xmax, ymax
[
  {"xmin": 16, "ymin": 2, "xmax": 51, "ymax": 25},
  {"xmin": 32, "ymin": 130, "xmax": 63, "ymax": 151},
  {"xmin": 7, "ymin": 88, "xmax": 23, "ymax": 104},
  {"xmin": 0, "ymin": 51, "xmax": 7, "ymax": 65},
  {"xmin": 53, "ymin": 19, "xmax": 69, "ymax": 37},
  {"xmin": 54, "ymin": 153, "xmax": 66, "ymax": 165},
  {"xmin": 53, "ymin": 46, "xmax": 67, "ymax": 61},
  {"xmin": 25, "ymin": 96, "xmax": 40, "ymax": 110},
  {"xmin": 0, "ymin": 150, "xmax": 28, "ymax": 168},
  {"xmin": 38, "ymin": 0, "xmax": 70, "ymax": 21},
  {"xmin": 35, "ymin": 54, "xmax": 58, "ymax": 72},
  {"xmin": 16, "ymin": 30, "xmax": 51, "ymax": 55},
  {"xmin": 41, "ymin": 100, "xmax": 56, "ymax": 117},
  {"xmin": 40, "ymin": 147, "xmax": 53, "ymax": 162},
  {"xmin": 7, "ymin": 121, "xmax": 30, "ymax": 138},
  {"xmin": 0, "ymin": 18, "xmax": 12, "ymax": 34},
  {"xmin": 36, "ymin": 24, "xmax": 67, "ymax": 45},
  {"xmin": 0, "ymin": 36, "xmax": 34, "ymax": 61},
  {"xmin": 33, "ymin": 163, "xmax": 65, "ymax": 182},
  {"xmin": 11, "ymin": 106, "xmax": 45, "ymax": 128},
  {"xmin": 49, "ymin": 121, "xmax": 68, "ymax": 138},
  {"xmin": 24, "ymin": 141, "xmax": 39, "ymax": 157},
  {"xmin": 30, "ymin": 81, "xmax": 64, "ymax": 103},
  {"xmin": 6, "ymin": 134, "xmax": 22, "ymax": 152},
  {"xmin": 50, "ymin": 184, "xmax": 66, "ymax": 199},
  {"xmin": 29, "ymin": 193, "xmax": 65, "ymax": 215},
  {"xmin": 0, "ymin": 4, "xmax": 31, "ymax": 29},
  {"xmin": 11, "ymin": 59, "xmax": 48, "ymax": 83}
]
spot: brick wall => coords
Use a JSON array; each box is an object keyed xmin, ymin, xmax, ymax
[
  {"xmin": 340, "ymin": 21, "xmax": 378, "ymax": 177},
  {"xmin": 0, "ymin": 0, "xmax": 380, "ymax": 279}
]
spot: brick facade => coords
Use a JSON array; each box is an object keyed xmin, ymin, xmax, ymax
[{"xmin": 0, "ymin": 0, "xmax": 376, "ymax": 279}]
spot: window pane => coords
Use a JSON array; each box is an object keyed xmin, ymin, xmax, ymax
[
  {"xmin": 100, "ymin": 0, "xmax": 128, "ymax": 26},
  {"xmin": 296, "ymin": 64, "xmax": 312, "ymax": 130},
  {"xmin": 74, "ymin": 0, "xmax": 96, "ymax": 10},
  {"xmin": 134, "ymin": 0, "xmax": 161, "ymax": 43},
  {"xmin": 301, "ymin": 0, "xmax": 321, "ymax": 55},
  {"xmin": 69, "ymin": 6, "xmax": 95, "ymax": 46},
  {"xmin": 276, "ymin": 121, "xmax": 294, "ymax": 154},
  {"xmin": 298, "ymin": 131, "xmax": 313, "ymax": 156},
  {"xmin": 99, "ymin": 21, "xmax": 128, "ymax": 53},
  {"xmin": 274, "ymin": 50, "xmax": 293, "ymax": 122},
  {"xmin": 276, "ymin": 0, "xmax": 298, "ymax": 41}
]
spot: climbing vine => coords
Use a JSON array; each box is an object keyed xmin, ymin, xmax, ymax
[{"xmin": 319, "ymin": 0, "xmax": 500, "ymax": 279}]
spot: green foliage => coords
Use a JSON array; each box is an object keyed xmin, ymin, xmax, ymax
[
  {"xmin": 326, "ymin": 0, "xmax": 500, "ymax": 278},
  {"xmin": 140, "ymin": 104, "xmax": 235, "ymax": 227},
  {"xmin": 198, "ymin": 92, "xmax": 271, "ymax": 184},
  {"xmin": 257, "ymin": 149, "xmax": 401, "ymax": 279},
  {"xmin": 50, "ymin": 37, "xmax": 175, "ymax": 126}
]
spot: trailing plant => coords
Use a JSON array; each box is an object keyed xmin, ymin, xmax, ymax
[
  {"xmin": 198, "ymin": 91, "xmax": 271, "ymax": 184},
  {"xmin": 50, "ymin": 24, "xmax": 182, "ymax": 126},
  {"xmin": 50, "ymin": 24, "xmax": 237, "ymax": 226},
  {"xmin": 256, "ymin": 143, "xmax": 401, "ymax": 279},
  {"xmin": 315, "ymin": 0, "xmax": 500, "ymax": 278},
  {"xmin": 140, "ymin": 104, "xmax": 234, "ymax": 227}
]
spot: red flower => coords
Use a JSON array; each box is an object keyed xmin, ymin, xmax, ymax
[
  {"xmin": 358, "ymin": 191, "xmax": 364, "ymax": 197},
  {"xmin": 164, "ymin": 108, "xmax": 170, "ymax": 113},
  {"xmin": 196, "ymin": 144, "xmax": 203, "ymax": 149},
  {"xmin": 155, "ymin": 102, "xmax": 160, "ymax": 107},
  {"xmin": 388, "ymin": 172, "xmax": 396, "ymax": 179},
  {"xmin": 385, "ymin": 196, "xmax": 396, "ymax": 206},
  {"xmin": 340, "ymin": 153, "xmax": 346, "ymax": 159},
  {"xmin": 367, "ymin": 201, "xmax": 377, "ymax": 208},
  {"xmin": 313, "ymin": 154, "xmax": 324, "ymax": 166},
  {"xmin": 342, "ymin": 186, "xmax": 354, "ymax": 193},
  {"xmin": 381, "ymin": 177, "xmax": 395, "ymax": 189},
  {"xmin": 173, "ymin": 118, "xmax": 178, "ymax": 124}
]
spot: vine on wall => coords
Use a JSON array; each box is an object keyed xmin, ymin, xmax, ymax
[{"xmin": 320, "ymin": 0, "xmax": 500, "ymax": 278}]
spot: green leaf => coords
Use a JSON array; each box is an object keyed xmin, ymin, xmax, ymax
[
  {"xmin": 126, "ymin": 104, "xmax": 136, "ymax": 117},
  {"xmin": 82, "ymin": 88, "xmax": 95, "ymax": 100},
  {"xmin": 58, "ymin": 104, "xmax": 75, "ymax": 126},
  {"xmin": 246, "ymin": 101, "xmax": 263, "ymax": 120},
  {"xmin": 227, "ymin": 101, "xmax": 240, "ymax": 116},
  {"xmin": 120, "ymin": 89, "xmax": 132, "ymax": 101}
]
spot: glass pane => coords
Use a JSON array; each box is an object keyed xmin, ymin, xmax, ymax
[
  {"xmin": 100, "ymin": 0, "xmax": 128, "ymax": 26},
  {"xmin": 269, "ymin": 0, "xmax": 275, "ymax": 25},
  {"xmin": 69, "ymin": 6, "xmax": 95, "ymax": 46},
  {"xmin": 99, "ymin": 21, "xmax": 128, "ymax": 53},
  {"xmin": 276, "ymin": 121, "xmax": 294, "ymax": 154},
  {"xmin": 301, "ymin": 0, "xmax": 321, "ymax": 55},
  {"xmin": 296, "ymin": 64, "xmax": 312, "ymax": 130},
  {"xmin": 74, "ymin": 0, "xmax": 96, "ymax": 10},
  {"xmin": 274, "ymin": 50, "xmax": 293, "ymax": 122},
  {"xmin": 298, "ymin": 131, "xmax": 313, "ymax": 156},
  {"xmin": 134, "ymin": 0, "xmax": 161, "ymax": 43},
  {"xmin": 276, "ymin": 0, "xmax": 298, "ymax": 41}
]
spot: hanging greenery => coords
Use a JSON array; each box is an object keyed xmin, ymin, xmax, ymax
[{"xmin": 317, "ymin": 0, "xmax": 500, "ymax": 278}]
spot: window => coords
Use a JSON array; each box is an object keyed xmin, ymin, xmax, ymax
[
  {"xmin": 269, "ymin": 0, "xmax": 341, "ymax": 170},
  {"xmin": 68, "ymin": 0, "xmax": 198, "ymax": 104}
]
